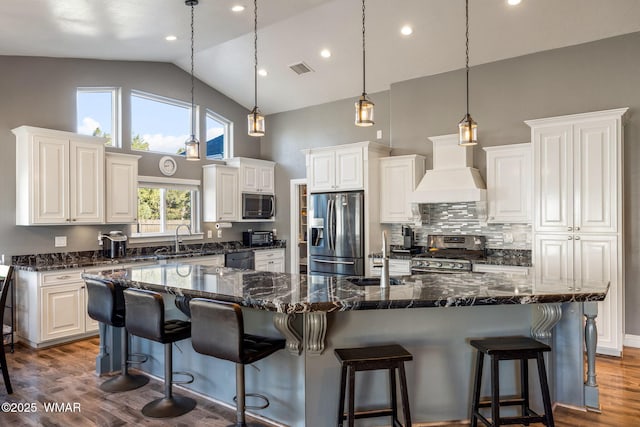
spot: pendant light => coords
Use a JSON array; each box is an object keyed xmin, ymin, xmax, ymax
[
  {"xmin": 248, "ymin": 0, "xmax": 265, "ymax": 137},
  {"xmin": 184, "ymin": 0, "xmax": 200, "ymax": 160},
  {"xmin": 355, "ymin": 0, "xmax": 374, "ymax": 126},
  {"xmin": 458, "ymin": 0, "xmax": 478, "ymax": 146}
]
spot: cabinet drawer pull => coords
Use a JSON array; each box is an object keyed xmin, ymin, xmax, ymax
[
  {"xmin": 567, "ymin": 226, "xmax": 573, "ymax": 231},
  {"xmin": 568, "ymin": 236, "xmax": 573, "ymax": 240},
  {"xmin": 574, "ymin": 236, "xmax": 581, "ymax": 240}
]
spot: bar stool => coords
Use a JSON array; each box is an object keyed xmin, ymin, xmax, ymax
[
  {"xmin": 334, "ymin": 344, "xmax": 412, "ymax": 427},
  {"xmin": 469, "ymin": 336, "xmax": 555, "ymax": 427},
  {"xmin": 85, "ymin": 279, "xmax": 149, "ymax": 392},
  {"xmin": 189, "ymin": 298, "xmax": 285, "ymax": 427},
  {"xmin": 123, "ymin": 288, "xmax": 196, "ymax": 418}
]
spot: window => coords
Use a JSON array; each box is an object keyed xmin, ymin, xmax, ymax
[
  {"xmin": 76, "ymin": 87, "xmax": 121, "ymax": 147},
  {"xmin": 131, "ymin": 90, "xmax": 195, "ymax": 156},
  {"xmin": 206, "ymin": 109, "xmax": 233, "ymax": 159},
  {"xmin": 132, "ymin": 177, "xmax": 201, "ymax": 239}
]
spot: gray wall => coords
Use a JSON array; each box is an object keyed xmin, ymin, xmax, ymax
[
  {"xmin": 261, "ymin": 32, "xmax": 640, "ymax": 336},
  {"xmin": 0, "ymin": 55, "xmax": 259, "ymax": 255}
]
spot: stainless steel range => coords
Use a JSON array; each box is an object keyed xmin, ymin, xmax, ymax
[{"xmin": 410, "ymin": 235, "xmax": 486, "ymax": 274}]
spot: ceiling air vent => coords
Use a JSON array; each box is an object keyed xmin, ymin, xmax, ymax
[{"xmin": 289, "ymin": 62, "xmax": 314, "ymax": 75}]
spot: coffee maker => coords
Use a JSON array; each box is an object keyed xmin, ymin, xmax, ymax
[
  {"xmin": 101, "ymin": 231, "xmax": 128, "ymax": 258},
  {"xmin": 402, "ymin": 226, "xmax": 414, "ymax": 249}
]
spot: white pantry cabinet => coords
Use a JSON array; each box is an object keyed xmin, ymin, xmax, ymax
[
  {"xmin": 483, "ymin": 144, "xmax": 531, "ymax": 224},
  {"xmin": 13, "ymin": 126, "xmax": 105, "ymax": 225},
  {"xmin": 226, "ymin": 157, "xmax": 275, "ymax": 194},
  {"xmin": 105, "ymin": 153, "xmax": 140, "ymax": 223},
  {"xmin": 203, "ymin": 165, "xmax": 239, "ymax": 222},
  {"xmin": 379, "ymin": 155, "xmax": 426, "ymax": 223},
  {"xmin": 527, "ymin": 108, "xmax": 627, "ymax": 356},
  {"xmin": 254, "ymin": 249, "xmax": 285, "ymax": 273}
]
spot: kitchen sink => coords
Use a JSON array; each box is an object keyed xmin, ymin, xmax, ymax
[{"xmin": 347, "ymin": 277, "xmax": 402, "ymax": 286}]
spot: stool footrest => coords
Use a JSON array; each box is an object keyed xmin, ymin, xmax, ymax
[
  {"xmin": 172, "ymin": 371, "xmax": 194, "ymax": 385},
  {"xmin": 341, "ymin": 408, "xmax": 394, "ymax": 420},
  {"xmin": 478, "ymin": 397, "xmax": 526, "ymax": 407},
  {"xmin": 233, "ymin": 392, "xmax": 270, "ymax": 410},
  {"xmin": 127, "ymin": 352, "xmax": 149, "ymax": 365}
]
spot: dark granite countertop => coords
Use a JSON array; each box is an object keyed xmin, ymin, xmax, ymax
[
  {"xmin": 12, "ymin": 241, "xmax": 286, "ymax": 272},
  {"xmin": 369, "ymin": 248, "xmax": 532, "ymax": 267},
  {"xmin": 82, "ymin": 263, "xmax": 608, "ymax": 314}
]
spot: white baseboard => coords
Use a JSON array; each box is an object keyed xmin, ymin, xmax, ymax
[{"xmin": 624, "ymin": 334, "xmax": 640, "ymax": 348}]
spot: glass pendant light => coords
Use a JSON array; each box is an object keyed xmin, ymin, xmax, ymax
[
  {"xmin": 185, "ymin": 0, "xmax": 200, "ymax": 160},
  {"xmin": 355, "ymin": 0, "xmax": 374, "ymax": 127},
  {"xmin": 248, "ymin": 0, "xmax": 265, "ymax": 137},
  {"xmin": 458, "ymin": 0, "xmax": 478, "ymax": 146}
]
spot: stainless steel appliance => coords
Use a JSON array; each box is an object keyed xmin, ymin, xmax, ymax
[
  {"xmin": 402, "ymin": 226, "xmax": 414, "ymax": 249},
  {"xmin": 242, "ymin": 230, "xmax": 274, "ymax": 247},
  {"xmin": 308, "ymin": 191, "xmax": 364, "ymax": 276},
  {"xmin": 410, "ymin": 235, "xmax": 485, "ymax": 274},
  {"xmin": 101, "ymin": 231, "xmax": 128, "ymax": 259},
  {"xmin": 242, "ymin": 193, "xmax": 275, "ymax": 220},
  {"xmin": 226, "ymin": 251, "xmax": 255, "ymax": 269}
]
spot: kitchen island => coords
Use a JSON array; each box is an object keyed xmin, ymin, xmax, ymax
[{"xmin": 83, "ymin": 264, "xmax": 608, "ymax": 426}]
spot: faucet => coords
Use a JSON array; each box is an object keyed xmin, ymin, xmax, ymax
[
  {"xmin": 380, "ymin": 230, "xmax": 390, "ymax": 288},
  {"xmin": 174, "ymin": 224, "xmax": 192, "ymax": 253}
]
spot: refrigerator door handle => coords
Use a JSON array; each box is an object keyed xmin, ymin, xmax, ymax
[
  {"xmin": 313, "ymin": 259, "xmax": 355, "ymax": 265},
  {"xmin": 327, "ymin": 199, "xmax": 334, "ymax": 251}
]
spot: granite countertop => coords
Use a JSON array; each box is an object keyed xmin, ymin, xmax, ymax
[
  {"xmin": 82, "ymin": 263, "xmax": 608, "ymax": 314},
  {"xmin": 369, "ymin": 248, "xmax": 533, "ymax": 267},
  {"xmin": 12, "ymin": 240, "xmax": 286, "ymax": 272}
]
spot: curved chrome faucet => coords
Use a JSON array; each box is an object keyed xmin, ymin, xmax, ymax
[
  {"xmin": 174, "ymin": 224, "xmax": 192, "ymax": 253},
  {"xmin": 380, "ymin": 230, "xmax": 390, "ymax": 288}
]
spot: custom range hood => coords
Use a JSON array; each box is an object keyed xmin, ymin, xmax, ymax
[{"xmin": 411, "ymin": 134, "xmax": 486, "ymax": 203}]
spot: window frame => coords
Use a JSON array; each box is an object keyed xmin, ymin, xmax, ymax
[
  {"xmin": 205, "ymin": 108, "xmax": 234, "ymax": 160},
  {"xmin": 130, "ymin": 89, "xmax": 197, "ymax": 157},
  {"xmin": 130, "ymin": 176, "xmax": 203, "ymax": 243},
  {"xmin": 76, "ymin": 86, "xmax": 122, "ymax": 148}
]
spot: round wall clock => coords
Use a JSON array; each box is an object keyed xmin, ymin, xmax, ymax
[{"xmin": 159, "ymin": 156, "xmax": 177, "ymax": 176}]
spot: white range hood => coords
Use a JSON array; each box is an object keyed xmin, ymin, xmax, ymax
[{"xmin": 410, "ymin": 134, "xmax": 486, "ymax": 203}]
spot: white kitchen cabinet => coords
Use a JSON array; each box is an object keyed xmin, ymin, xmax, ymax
[
  {"xmin": 379, "ymin": 155, "xmax": 426, "ymax": 223},
  {"xmin": 41, "ymin": 283, "xmax": 85, "ymax": 341},
  {"xmin": 307, "ymin": 145, "xmax": 364, "ymax": 192},
  {"xmin": 226, "ymin": 157, "xmax": 275, "ymax": 194},
  {"xmin": 13, "ymin": 126, "xmax": 105, "ymax": 225},
  {"xmin": 203, "ymin": 165, "xmax": 239, "ymax": 222},
  {"xmin": 105, "ymin": 153, "xmax": 140, "ymax": 223},
  {"xmin": 254, "ymin": 249, "xmax": 285, "ymax": 273},
  {"xmin": 369, "ymin": 258, "xmax": 411, "ymax": 277},
  {"xmin": 472, "ymin": 264, "xmax": 529, "ymax": 275},
  {"xmin": 527, "ymin": 108, "xmax": 626, "ymax": 356},
  {"xmin": 483, "ymin": 144, "xmax": 532, "ymax": 224}
]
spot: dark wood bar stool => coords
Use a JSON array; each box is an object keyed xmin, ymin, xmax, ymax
[
  {"xmin": 124, "ymin": 288, "xmax": 196, "ymax": 418},
  {"xmin": 189, "ymin": 298, "xmax": 285, "ymax": 427},
  {"xmin": 334, "ymin": 344, "xmax": 412, "ymax": 427},
  {"xmin": 85, "ymin": 278, "xmax": 149, "ymax": 392},
  {"xmin": 0, "ymin": 265, "xmax": 14, "ymax": 394},
  {"xmin": 469, "ymin": 336, "xmax": 555, "ymax": 427}
]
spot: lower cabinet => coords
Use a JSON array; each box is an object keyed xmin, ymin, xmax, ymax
[
  {"xmin": 472, "ymin": 264, "xmax": 529, "ymax": 275},
  {"xmin": 369, "ymin": 258, "xmax": 411, "ymax": 276},
  {"xmin": 254, "ymin": 249, "xmax": 285, "ymax": 273}
]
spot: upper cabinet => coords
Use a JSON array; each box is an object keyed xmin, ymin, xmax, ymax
[
  {"xmin": 203, "ymin": 164, "xmax": 239, "ymax": 222},
  {"xmin": 105, "ymin": 153, "xmax": 140, "ymax": 224},
  {"xmin": 483, "ymin": 143, "xmax": 532, "ymax": 224},
  {"xmin": 13, "ymin": 126, "xmax": 105, "ymax": 225},
  {"xmin": 526, "ymin": 108, "xmax": 626, "ymax": 234},
  {"xmin": 226, "ymin": 157, "xmax": 275, "ymax": 194},
  {"xmin": 379, "ymin": 155, "xmax": 425, "ymax": 223}
]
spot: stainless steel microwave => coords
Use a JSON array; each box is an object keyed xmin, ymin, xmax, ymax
[{"xmin": 242, "ymin": 193, "xmax": 275, "ymax": 220}]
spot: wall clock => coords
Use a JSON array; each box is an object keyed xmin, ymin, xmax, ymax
[{"xmin": 159, "ymin": 156, "xmax": 177, "ymax": 176}]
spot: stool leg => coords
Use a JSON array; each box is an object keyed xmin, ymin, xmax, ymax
[
  {"xmin": 100, "ymin": 328, "xmax": 149, "ymax": 393},
  {"xmin": 398, "ymin": 362, "xmax": 412, "ymax": 427},
  {"xmin": 491, "ymin": 356, "xmax": 500, "ymax": 427},
  {"xmin": 337, "ymin": 364, "xmax": 348, "ymax": 427},
  {"xmin": 235, "ymin": 363, "xmax": 247, "ymax": 427},
  {"xmin": 0, "ymin": 344, "xmax": 12, "ymax": 394},
  {"xmin": 389, "ymin": 366, "xmax": 398, "ymax": 425},
  {"xmin": 348, "ymin": 366, "xmax": 356, "ymax": 427},
  {"xmin": 521, "ymin": 357, "xmax": 530, "ymax": 422},
  {"xmin": 470, "ymin": 351, "xmax": 484, "ymax": 427},
  {"xmin": 536, "ymin": 353, "xmax": 555, "ymax": 427}
]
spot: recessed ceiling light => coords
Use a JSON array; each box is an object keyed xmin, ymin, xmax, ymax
[
  {"xmin": 258, "ymin": 68, "xmax": 268, "ymax": 77},
  {"xmin": 165, "ymin": 35, "xmax": 177, "ymax": 41},
  {"xmin": 231, "ymin": 5, "xmax": 245, "ymax": 12},
  {"xmin": 320, "ymin": 49, "xmax": 331, "ymax": 58},
  {"xmin": 400, "ymin": 25, "xmax": 413, "ymax": 36},
  {"xmin": 507, "ymin": 0, "xmax": 521, "ymax": 5}
]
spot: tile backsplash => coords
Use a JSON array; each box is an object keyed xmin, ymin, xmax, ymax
[{"xmin": 389, "ymin": 202, "xmax": 531, "ymax": 249}]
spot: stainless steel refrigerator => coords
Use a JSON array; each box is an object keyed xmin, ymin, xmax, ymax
[{"xmin": 308, "ymin": 191, "xmax": 364, "ymax": 276}]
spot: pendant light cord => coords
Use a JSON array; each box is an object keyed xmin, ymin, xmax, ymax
[
  {"xmin": 190, "ymin": 2, "xmax": 196, "ymax": 135},
  {"xmin": 254, "ymin": 0, "xmax": 258, "ymax": 109},
  {"xmin": 465, "ymin": 0, "xmax": 470, "ymax": 116},
  {"xmin": 361, "ymin": 0, "xmax": 366, "ymax": 96}
]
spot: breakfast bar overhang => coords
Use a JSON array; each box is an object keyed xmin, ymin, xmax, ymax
[{"xmin": 83, "ymin": 264, "xmax": 608, "ymax": 427}]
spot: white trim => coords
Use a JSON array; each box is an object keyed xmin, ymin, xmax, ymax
[
  {"xmin": 129, "ymin": 233, "xmax": 204, "ymax": 244},
  {"xmin": 289, "ymin": 178, "xmax": 306, "ymax": 274},
  {"xmin": 624, "ymin": 334, "xmax": 640, "ymax": 348},
  {"xmin": 138, "ymin": 175, "xmax": 201, "ymax": 186}
]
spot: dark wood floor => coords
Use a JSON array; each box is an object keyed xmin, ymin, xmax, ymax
[{"xmin": 1, "ymin": 339, "xmax": 639, "ymax": 426}]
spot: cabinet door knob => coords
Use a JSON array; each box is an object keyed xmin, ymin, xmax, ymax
[
  {"xmin": 567, "ymin": 226, "xmax": 573, "ymax": 231},
  {"xmin": 575, "ymin": 236, "xmax": 581, "ymax": 240},
  {"xmin": 575, "ymin": 226, "xmax": 580, "ymax": 231},
  {"xmin": 568, "ymin": 236, "xmax": 573, "ymax": 240}
]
